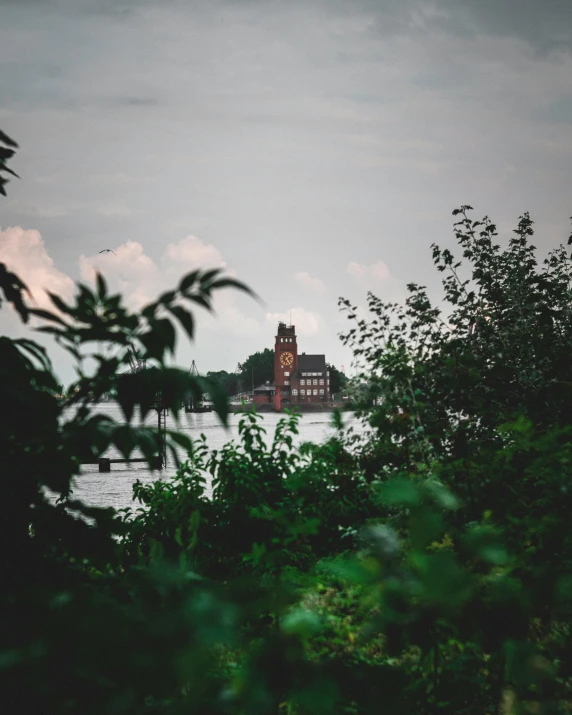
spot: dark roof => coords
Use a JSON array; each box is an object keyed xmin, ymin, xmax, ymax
[
  {"xmin": 297, "ymin": 354, "xmax": 327, "ymax": 372},
  {"xmin": 253, "ymin": 383, "xmax": 275, "ymax": 393}
]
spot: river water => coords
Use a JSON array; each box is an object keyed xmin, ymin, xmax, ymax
[{"xmin": 73, "ymin": 404, "xmax": 362, "ymax": 511}]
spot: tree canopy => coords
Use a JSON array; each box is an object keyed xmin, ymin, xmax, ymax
[
  {"xmin": 327, "ymin": 362, "xmax": 347, "ymax": 396},
  {"xmin": 238, "ymin": 347, "xmax": 274, "ymax": 388},
  {"xmin": 205, "ymin": 369, "xmax": 241, "ymax": 397}
]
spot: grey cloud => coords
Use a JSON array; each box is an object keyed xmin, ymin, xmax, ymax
[
  {"xmin": 532, "ymin": 96, "xmax": 572, "ymax": 124},
  {"xmin": 5, "ymin": 0, "xmax": 571, "ymax": 54},
  {"xmin": 445, "ymin": 0, "xmax": 572, "ymax": 56},
  {"xmin": 347, "ymin": 0, "xmax": 572, "ymax": 56}
]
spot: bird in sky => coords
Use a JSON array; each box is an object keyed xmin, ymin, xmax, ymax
[{"xmin": 99, "ymin": 249, "xmax": 116, "ymax": 255}]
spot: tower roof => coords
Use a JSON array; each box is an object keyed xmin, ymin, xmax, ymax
[{"xmin": 276, "ymin": 322, "xmax": 296, "ymax": 337}]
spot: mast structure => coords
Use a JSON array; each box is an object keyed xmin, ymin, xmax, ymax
[
  {"xmin": 189, "ymin": 359, "xmax": 200, "ymax": 378},
  {"xmin": 233, "ymin": 362, "xmax": 244, "ymax": 398},
  {"xmin": 185, "ymin": 360, "xmax": 211, "ymax": 413},
  {"xmin": 127, "ymin": 344, "xmax": 146, "ymax": 373},
  {"xmin": 123, "ymin": 344, "xmax": 166, "ymax": 468}
]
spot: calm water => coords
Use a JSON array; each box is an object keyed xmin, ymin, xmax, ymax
[{"xmin": 73, "ymin": 404, "xmax": 361, "ymax": 511}]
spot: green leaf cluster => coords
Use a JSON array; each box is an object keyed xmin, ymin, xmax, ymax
[{"xmin": 5, "ymin": 136, "xmax": 572, "ymax": 713}]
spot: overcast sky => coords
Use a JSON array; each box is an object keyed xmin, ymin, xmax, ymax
[{"xmin": 1, "ymin": 0, "xmax": 572, "ymax": 383}]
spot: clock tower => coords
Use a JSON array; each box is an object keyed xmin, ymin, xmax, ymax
[{"xmin": 274, "ymin": 322, "xmax": 298, "ymax": 393}]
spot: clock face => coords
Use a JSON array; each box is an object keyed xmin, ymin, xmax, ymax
[{"xmin": 280, "ymin": 351, "xmax": 294, "ymax": 367}]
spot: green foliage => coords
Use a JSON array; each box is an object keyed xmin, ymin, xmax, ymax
[
  {"xmin": 0, "ymin": 143, "xmax": 261, "ymax": 708},
  {"xmin": 327, "ymin": 363, "xmax": 348, "ymax": 397},
  {"xmin": 5, "ymin": 139, "xmax": 572, "ymax": 714},
  {"xmin": 122, "ymin": 409, "xmax": 376, "ymax": 579},
  {"xmin": 334, "ymin": 205, "xmax": 572, "ymax": 712},
  {"xmin": 0, "ymin": 129, "xmax": 19, "ymax": 197},
  {"xmin": 205, "ymin": 349, "xmax": 274, "ymax": 398},
  {"xmin": 206, "ymin": 369, "xmax": 241, "ymax": 397},
  {"xmin": 238, "ymin": 347, "xmax": 274, "ymax": 389}
]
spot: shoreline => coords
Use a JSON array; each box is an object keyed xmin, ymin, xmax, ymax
[{"xmin": 229, "ymin": 402, "xmax": 349, "ymax": 413}]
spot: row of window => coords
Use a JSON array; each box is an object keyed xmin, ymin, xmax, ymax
[
  {"xmin": 279, "ymin": 337, "xmax": 294, "ymax": 343},
  {"xmin": 300, "ymin": 372, "xmax": 324, "ymax": 377},
  {"xmin": 291, "ymin": 389, "xmax": 325, "ymax": 396},
  {"xmin": 283, "ymin": 374, "xmax": 329, "ymax": 386}
]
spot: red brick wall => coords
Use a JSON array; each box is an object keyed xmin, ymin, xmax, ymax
[
  {"xmin": 274, "ymin": 329, "xmax": 298, "ymax": 389},
  {"xmin": 293, "ymin": 375, "xmax": 329, "ymax": 403}
]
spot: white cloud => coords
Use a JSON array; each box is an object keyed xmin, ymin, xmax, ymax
[
  {"xmin": 265, "ymin": 308, "xmax": 321, "ymax": 337},
  {"xmin": 294, "ymin": 271, "xmax": 326, "ymax": 294},
  {"xmin": 0, "ymin": 226, "xmax": 74, "ymax": 311},
  {"xmin": 161, "ymin": 234, "xmax": 227, "ymax": 273},
  {"xmin": 79, "ymin": 241, "xmax": 159, "ymax": 310},
  {"xmin": 79, "ymin": 233, "xmax": 261, "ymax": 335},
  {"xmin": 347, "ymin": 259, "xmax": 403, "ymax": 301},
  {"xmin": 348, "ymin": 260, "xmax": 392, "ymax": 281},
  {"xmin": 209, "ymin": 300, "xmax": 262, "ymax": 338},
  {"xmin": 0, "ymin": 225, "xmax": 264, "ymax": 381}
]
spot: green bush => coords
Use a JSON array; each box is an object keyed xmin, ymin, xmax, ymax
[
  {"xmin": 4, "ymin": 137, "xmax": 572, "ymax": 712},
  {"xmin": 121, "ymin": 409, "xmax": 377, "ymax": 579}
]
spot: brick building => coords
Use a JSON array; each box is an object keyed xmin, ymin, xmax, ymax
[{"xmin": 258, "ymin": 322, "xmax": 330, "ymax": 404}]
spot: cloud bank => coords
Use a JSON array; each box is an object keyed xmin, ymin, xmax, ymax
[{"xmin": 0, "ymin": 225, "xmax": 74, "ymax": 310}]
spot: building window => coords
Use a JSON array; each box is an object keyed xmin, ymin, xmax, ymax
[
  {"xmin": 319, "ymin": 379, "xmax": 324, "ymax": 385},
  {"xmin": 313, "ymin": 389, "xmax": 318, "ymax": 396},
  {"xmin": 313, "ymin": 379, "xmax": 317, "ymax": 385},
  {"xmin": 284, "ymin": 371, "xmax": 290, "ymax": 377},
  {"xmin": 300, "ymin": 389, "xmax": 305, "ymax": 395},
  {"xmin": 300, "ymin": 379, "xmax": 305, "ymax": 386},
  {"xmin": 319, "ymin": 389, "xmax": 324, "ymax": 395},
  {"xmin": 280, "ymin": 338, "xmax": 283, "ymax": 342},
  {"xmin": 284, "ymin": 380, "xmax": 290, "ymax": 386},
  {"xmin": 292, "ymin": 389, "xmax": 298, "ymax": 396}
]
